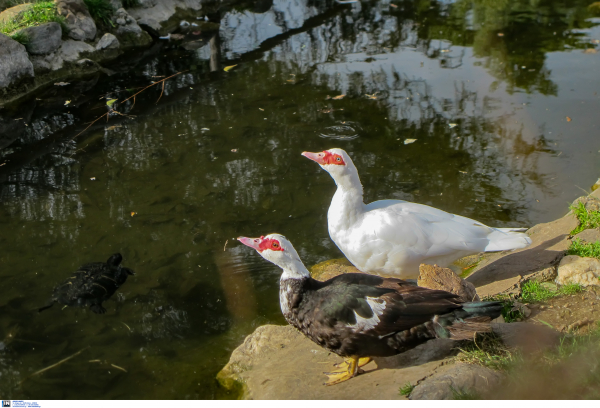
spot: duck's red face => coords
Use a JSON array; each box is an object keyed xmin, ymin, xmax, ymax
[
  {"xmin": 238, "ymin": 236, "xmax": 284, "ymax": 252},
  {"xmin": 302, "ymin": 150, "xmax": 345, "ymax": 166}
]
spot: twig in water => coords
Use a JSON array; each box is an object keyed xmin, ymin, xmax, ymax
[
  {"xmin": 21, "ymin": 346, "xmax": 90, "ymax": 384},
  {"xmin": 111, "ymin": 363, "xmax": 128, "ymax": 373},
  {"xmin": 121, "ymin": 322, "xmax": 132, "ymax": 332},
  {"xmin": 157, "ymin": 81, "xmax": 165, "ymax": 104},
  {"xmin": 224, "ymin": 239, "xmax": 228, "ymax": 251}
]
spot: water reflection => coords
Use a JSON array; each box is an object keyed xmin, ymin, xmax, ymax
[{"xmin": 0, "ymin": 0, "xmax": 599, "ymax": 399}]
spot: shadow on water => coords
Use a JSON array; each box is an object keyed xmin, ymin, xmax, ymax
[{"xmin": 0, "ymin": 0, "xmax": 600, "ymax": 399}]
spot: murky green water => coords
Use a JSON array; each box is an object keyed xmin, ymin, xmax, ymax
[{"xmin": 1, "ymin": 0, "xmax": 600, "ymax": 399}]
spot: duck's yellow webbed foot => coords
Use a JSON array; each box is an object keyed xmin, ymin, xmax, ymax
[
  {"xmin": 324, "ymin": 355, "xmax": 364, "ymax": 386},
  {"xmin": 333, "ymin": 357, "xmax": 371, "ymax": 370}
]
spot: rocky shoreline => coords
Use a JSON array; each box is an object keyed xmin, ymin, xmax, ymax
[
  {"xmin": 216, "ymin": 189, "xmax": 600, "ymax": 399},
  {"xmin": 0, "ymin": 0, "xmax": 223, "ymax": 105}
]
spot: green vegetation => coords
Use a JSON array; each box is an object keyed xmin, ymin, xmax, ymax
[
  {"xmin": 570, "ymin": 202, "xmax": 600, "ymax": 235},
  {"xmin": 499, "ymin": 300, "xmax": 524, "ymax": 323},
  {"xmin": 567, "ymin": 238, "xmax": 600, "ymax": 259},
  {"xmin": 399, "ymin": 382, "xmax": 415, "ymax": 396},
  {"xmin": 83, "ymin": 0, "xmax": 113, "ymax": 27},
  {"xmin": 456, "ymin": 333, "xmax": 518, "ymax": 371},
  {"xmin": 521, "ymin": 281, "xmax": 584, "ymax": 303},
  {"xmin": 0, "ymin": 1, "xmax": 66, "ymax": 37}
]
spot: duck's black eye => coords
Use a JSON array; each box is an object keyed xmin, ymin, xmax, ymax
[
  {"xmin": 273, "ymin": 243, "xmax": 279, "ymax": 248},
  {"xmin": 336, "ymin": 157, "xmax": 341, "ymax": 162}
]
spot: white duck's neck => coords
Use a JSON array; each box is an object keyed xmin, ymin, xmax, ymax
[{"xmin": 329, "ymin": 168, "xmax": 365, "ymax": 228}]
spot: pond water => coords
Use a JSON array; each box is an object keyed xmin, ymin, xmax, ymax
[{"xmin": 1, "ymin": 0, "xmax": 600, "ymax": 399}]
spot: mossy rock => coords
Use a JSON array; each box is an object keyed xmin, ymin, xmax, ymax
[
  {"xmin": 309, "ymin": 258, "xmax": 361, "ymax": 281},
  {"xmin": 116, "ymin": 30, "xmax": 152, "ymax": 48}
]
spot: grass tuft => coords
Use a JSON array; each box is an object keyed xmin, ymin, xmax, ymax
[
  {"xmin": 83, "ymin": 0, "xmax": 114, "ymax": 27},
  {"xmin": 0, "ymin": 1, "xmax": 66, "ymax": 35},
  {"xmin": 567, "ymin": 238, "xmax": 600, "ymax": 259},
  {"xmin": 521, "ymin": 281, "xmax": 584, "ymax": 303},
  {"xmin": 456, "ymin": 332, "xmax": 518, "ymax": 371},
  {"xmin": 450, "ymin": 385, "xmax": 480, "ymax": 400},
  {"xmin": 570, "ymin": 202, "xmax": 600, "ymax": 235},
  {"xmin": 399, "ymin": 382, "xmax": 415, "ymax": 396}
]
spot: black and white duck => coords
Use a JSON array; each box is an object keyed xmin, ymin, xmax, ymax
[
  {"xmin": 238, "ymin": 234, "xmax": 502, "ymax": 385},
  {"xmin": 39, "ymin": 253, "xmax": 134, "ymax": 314}
]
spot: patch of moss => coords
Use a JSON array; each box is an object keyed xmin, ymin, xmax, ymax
[
  {"xmin": 570, "ymin": 202, "xmax": 600, "ymax": 235},
  {"xmin": 0, "ymin": 1, "xmax": 66, "ymax": 36}
]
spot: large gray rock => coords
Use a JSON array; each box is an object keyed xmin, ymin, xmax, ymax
[
  {"xmin": 96, "ymin": 33, "xmax": 120, "ymax": 50},
  {"xmin": 409, "ymin": 363, "xmax": 503, "ymax": 400},
  {"xmin": 0, "ymin": 33, "xmax": 34, "ymax": 88},
  {"xmin": 217, "ymin": 324, "xmax": 453, "ymax": 399},
  {"xmin": 18, "ymin": 22, "xmax": 62, "ymax": 55},
  {"xmin": 57, "ymin": 0, "xmax": 97, "ymax": 41},
  {"xmin": 30, "ymin": 39, "xmax": 95, "ymax": 73},
  {"xmin": 113, "ymin": 8, "xmax": 142, "ymax": 34},
  {"xmin": 556, "ymin": 255, "xmax": 600, "ymax": 287}
]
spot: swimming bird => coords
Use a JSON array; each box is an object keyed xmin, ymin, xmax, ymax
[
  {"xmin": 238, "ymin": 234, "xmax": 502, "ymax": 385},
  {"xmin": 39, "ymin": 253, "xmax": 134, "ymax": 314},
  {"xmin": 302, "ymin": 148, "xmax": 532, "ymax": 279}
]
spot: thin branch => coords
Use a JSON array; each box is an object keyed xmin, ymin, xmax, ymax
[{"xmin": 20, "ymin": 346, "xmax": 90, "ymax": 384}]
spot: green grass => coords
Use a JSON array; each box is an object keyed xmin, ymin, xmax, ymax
[
  {"xmin": 456, "ymin": 333, "xmax": 519, "ymax": 371},
  {"xmin": 567, "ymin": 238, "xmax": 600, "ymax": 259},
  {"xmin": 521, "ymin": 281, "xmax": 584, "ymax": 303},
  {"xmin": 0, "ymin": 1, "xmax": 66, "ymax": 36},
  {"xmin": 399, "ymin": 382, "xmax": 415, "ymax": 396},
  {"xmin": 570, "ymin": 202, "xmax": 600, "ymax": 235},
  {"xmin": 83, "ymin": 0, "xmax": 113, "ymax": 26}
]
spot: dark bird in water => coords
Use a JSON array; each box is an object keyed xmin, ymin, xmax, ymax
[
  {"xmin": 238, "ymin": 234, "xmax": 503, "ymax": 385},
  {"xmin": 39, "ymin": 253, "xmax": 134, "ymax": 314}
]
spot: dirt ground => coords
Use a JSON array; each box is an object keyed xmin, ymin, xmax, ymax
[{"xmin": 525, "ymin": 286, "xmax": 600, "ymax": 333}]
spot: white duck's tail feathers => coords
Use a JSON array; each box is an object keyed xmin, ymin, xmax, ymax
[{"xmin": 484, "ymin": 228, "xmax": 532, "ymax": 252}]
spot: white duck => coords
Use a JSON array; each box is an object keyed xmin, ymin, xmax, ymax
[{"xmin": 302, "ymin": 148, "xmax": 532, "ymax": 279}]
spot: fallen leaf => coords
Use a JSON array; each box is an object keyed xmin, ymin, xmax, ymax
[
  {"xmin": 231, "ymin": 149, "xmax": 238, "ymax": 152},
  {"xmin": 458, "ymin": 170, "xmax": 467, "ymax": 174},
  {"xmin": 54, "ymin": 82, "xmax": 70, "ymax": 86},
  {"xmin": 332, "ymin": 94, "xmax": 346, "ymax": 100},
  {"xmin": 449, "ymin": 123, "xmax": 457, "ymax": 128},
  {"xmin": 497, "ymin": 33, "xmax": 504, "ymax": 37},
  {"xmin": 259, "ymin": 108, "xmax": 264, "ymax": 111},
  {"xmin": 130, "ymin": 212, "xmax": 136, "ymax": 217},
  {"xmin": 403, "ymin": 138, "xmax": 417, "ymax": 145},
  {"xmin": 224, "ymin": 65, "xmax": 237, "ymax": 72},
  {"xmin": 64, "ymin": 100, "xmax": 71, "ymax": 106},
  {"xmin": 566, "ymin": 116, "xmax": 572, "ymax": 122},
  {"xmin": 584, "ymin": 48, "xmax": 598, "ymax": 54},
  {"xmin": 106, "ymin": 99, "xmax": 118, "ymax": 107},
  {"xmin": 390, "ymin": 3, "xmax": 398, "ymax": 8}
]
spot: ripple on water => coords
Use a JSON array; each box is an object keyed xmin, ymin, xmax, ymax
[{"xmin": 318, "ymin": 122, "xmax": 361, "ymax": 140}]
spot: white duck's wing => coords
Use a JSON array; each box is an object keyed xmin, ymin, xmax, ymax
[{"xmin": 361, "ymin": 201, "xmax": 493, "ymax": 259}]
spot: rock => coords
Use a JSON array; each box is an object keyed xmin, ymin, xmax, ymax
[
  {"xmin": 521, "ymin": 266, "xmax": 558, "ymax": 284},
  {"xmin": 0, "ymin": 3, "xmax": 30, "ymax": 25},
  {"xmin": 112, "ymin": 8, "xmax": 152, "ymax": 47},
  {"xmin": 572, "ymin": 195, "xmax": 600, "ymax": 213},
  {"xmin": 128, "ymin": 0, "xmax": 204, "ymax": 36},
  {"xmin": 217, "ymin": 324, "xmax": 452, "ymax": 399},
  {"xmin": 574, "ymin": 228, "xmax": 600, "ymax": 244},
  {"xmin": 96, "ymin": 33, "xmax": 120, "ymax": 50},
  {"xmin": 475, "ymin": 275, "xmax": 521, "ymax": 298},
  {"xmin": 418, "ymin": 264, "xmax": 479, "ymax": 302},
  {"xmin": 467, "ymin": 212, "xmax": 578, "ymax": 289},
  {"xmin": 409, "ymin": 363, "xmax": 502, "ymax": 400},
  {"xmin": 492, "ymin": 322, "xmax": 560, "ymax": 354},
  {"xmin": 309, "ymin": 258, "xmax": 361, "ymax": 281},
  {"xmin": 18, "ymin": 22, "xmax": 62, "ymax": 55},
  {"xmin": 0, "ymin": 33, "xmax": 34, "ymax": 88},
  {"xmin": 374, "ymin": 339, "xmax": 458, "ymax": 369},
  {"xmin": 58, "ymin": 39, "xmax": 95, "ymax": 62},
  {"xmin": 57, "ymin": 0, "xmax": 97, "ymax": 41},
  {"xmin": 556, "ymin": 255, "xmax": 600, "ymax": 287}
]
